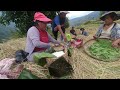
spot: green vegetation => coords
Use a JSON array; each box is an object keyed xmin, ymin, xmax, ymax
[
  {"xmin": 0, "ymin": 22, "xmax": 16, "ymax": 42},
  {"xmin": 68, "ymin": 47, "xmax": 73, "ymax": 57},
  {"xmin": 65, "ymin": 17, "xmax": 70, "ymax": 28},
  {"xmin": 1, "ymin": 11, "xmax": 120, "ymax": 79},
  {"xmin": 69, "ymin": 11, "xmax": 100, "ymax": 26},
  {"xmin": 83, "ymin": 20, "xmax": 102, "ymax": 25},
  {"xmin": 34, "ymin": 52, "xmax": 56, "ymax": 66},
  {"xmin": 66, "ymin": 33, "xmax": 72, "ymax": 41},
  {"xmin": 0, "ymin": 11, "xmax": 58, "ymax": 36},
  {"xmin": 0, "ymin": 11, "xmax": 70, "ymax": 41},
  {"xmin": 18, "ymin": 68, "xmax": 40, "ymax": 79},
  {"xmin": 89, "ymin": 39, "xmax": 120, "ymax": 61}
]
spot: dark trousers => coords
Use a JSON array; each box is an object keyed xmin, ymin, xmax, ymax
[{"xmin": 52, "ymin": 27, "xmax": 65, "ymax": 40}]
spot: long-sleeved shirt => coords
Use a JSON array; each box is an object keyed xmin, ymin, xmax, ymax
[
  {"xmin": 25, "ymin": 26, "xmax": 60, "ymax": 60},
  {"xmin": 95, "ymin": 23, "xmax": 120, "ymax": 40},
  {"xmin": 100, "ymin": 23, "xmax": 115, "ymax": 38}
]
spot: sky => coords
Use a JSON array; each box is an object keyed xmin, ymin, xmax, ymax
[{"xmin": 67, "ymin": 11, "xmax": 94, "ymax": 20}]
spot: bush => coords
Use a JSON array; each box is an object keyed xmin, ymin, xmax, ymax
[
  {"xmin": 46, "ymin": 26, "xmax": 54, "ymax": 37},
  {"xmin": 0, "ymin": 11, "xmax": 58, "ymax": 36},
  {"xmin": 10, "ymin": 29, "xmax": 26, "ymax": 39},
  {"xmin": 84, "ymin": 21, "xmax": 92, "ymax": 25},
  {"xmin": 83, "ymin": 20, "xmax": 102, "ymax": 25}
]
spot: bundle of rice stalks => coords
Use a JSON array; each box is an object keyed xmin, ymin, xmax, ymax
[{"xmin": 20, "ymin": 62, "xmax": 50, "ymax": 79}]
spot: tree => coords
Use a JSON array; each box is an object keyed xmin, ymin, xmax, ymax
[
  {"xmin": 65, "ymin": 17, "xmax": 70, "ymax": 28},
  {"xmin": 0, "ymin": 11, "xmax": 58, "ymax": 36}
]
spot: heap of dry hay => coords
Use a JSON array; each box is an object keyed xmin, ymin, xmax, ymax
[
  {"xmin": 0, "ymin": 38, "xmax": 26, "ymax": 60},
  {"xmin": 0, "ymin": 38, "xmax": 49, "ymax": 79},
  {"xmin": 21, "ymin": 62, "xmax": 49, "ymax": 79},
  {"xmin": 1, "ymin": 23, "xmax": 120, "ymax": 79},
  {"xmin": 69, "ymin": 34, "xmax": 120, "ymax": 79}
]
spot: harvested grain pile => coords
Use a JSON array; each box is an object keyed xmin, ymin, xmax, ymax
[
  {"xmin": 69, "ymin": 27, "xmax": 120, "ymax": 79},
  {"xmin": 20, "ymin": 62, "xmax": 49, "ymax": 79},
  {"xmin": 0, "ymin": 38, "xmax": 26, "ymax": 60},
  {"xmin": 1, "ymin": 23, "xmax": 120, "ymax": 79}
]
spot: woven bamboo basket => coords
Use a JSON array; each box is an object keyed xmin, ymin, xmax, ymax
[{"xmin": 83, "ymin": 38, "xmax": 120, "ymax": 62}]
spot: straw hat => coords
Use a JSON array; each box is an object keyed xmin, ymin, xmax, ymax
[{"xmin": 100, "ymin": 11, "xmax": 118, "ymax": 21}]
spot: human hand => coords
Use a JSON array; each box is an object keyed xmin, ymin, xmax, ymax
[
  {"xmin": 71, "ymin": 39, "xmax": 75, "ymax": 43},
  {"xmin": 63, "ymin": 35, "xmax": 67, "ymax": 42},
  {"xmin": 72, "ymin": 35, "xmax": 76, "ymax": 39},
  {"xmin": 93, "ymin": 36, "xmax": 98, "ymax": 39},
  {"xmin": 112, "ymin": 39, "xmax": 120, "ymax": 48},
  {"xmin": 61, "ymin": 24, "xmax": 65, "ymax": 27},
  {"xmin": 93, "ymin": 36, "xmax": 100, "ymax": 42},
  {"xmin": 49, "ymin": 43, "xmax": 55, "ymax": 47},
  {"xmin": 54, "ymin": 44, "xmax": 60, "ymax": 47},
  {"xmin": 54, "ymin": 26, "xmax": 58, "ymax": 31},
  {"xmin": 112, "ymin": 42, "xmax": 119, "ymax": 48}
]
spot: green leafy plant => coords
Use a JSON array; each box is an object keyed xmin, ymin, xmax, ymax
[
  {"xmin": 33, "ymin": 52, "xmax": 56, "ymax": 66},
  {"xmin": 89, "ymin": 39, "xmax": 120, "ymax": 61},
  {"xmin": 68, "ymin": 47, "xmax": 73, "ymax": 57},
  {"xmin": 66, "ymin": 33, "xmax": 72, "ymax": 41},
  {"xmin": 18, "ymin": 68, "xmax": 40, "ymax": 79}
]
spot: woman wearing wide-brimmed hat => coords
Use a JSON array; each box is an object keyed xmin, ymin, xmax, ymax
[
  {"xmin": 94, "ymin": 11, "xmax": 120, "ymax": 47},
  {"xmin": 25, "ymin": 12, "xmax": 61, "ymax": 62}
]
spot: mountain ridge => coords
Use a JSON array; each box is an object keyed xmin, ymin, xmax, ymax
[{"xmin": 69, "ymin": 11, "xmax": 100, "ymax": 26}]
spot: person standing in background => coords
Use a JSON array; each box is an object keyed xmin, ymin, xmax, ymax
[{"xmin": 52, "ymin": 11, "xmax": 69, "ymax": 42}]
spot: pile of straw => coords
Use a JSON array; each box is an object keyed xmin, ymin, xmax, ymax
[
  {"xmin": 69, "ymin": 27, "xmax": 120, "ymax": 79},
  {"xmin": 1, "ymin": 23, "xmax": 120, "ymax": 79}
]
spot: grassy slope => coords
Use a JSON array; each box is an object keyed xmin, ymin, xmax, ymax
[{"xmin": 1, "ymin": 20, "xmax": 120, "ymax": 79}]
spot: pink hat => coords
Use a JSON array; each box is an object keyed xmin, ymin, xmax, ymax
[{"xmin": 34, "ymin": 12, "xmax": 52, "ymax": 23}]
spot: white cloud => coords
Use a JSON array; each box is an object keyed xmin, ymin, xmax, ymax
[{"xmin": 67, "ymin": 11, "xmax": 94, "ymax": 19}]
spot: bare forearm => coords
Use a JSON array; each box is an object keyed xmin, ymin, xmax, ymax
[
  {"xmin": 113, "ymin": 38, "xmax": 120, "ymax": 43},
  {"xmin": 59, "ymin": 28, "xmax": 65, "ymax": 36},
  {"xmin": 56, "ymin": 25, "xmax": 65, "ymax": 37}
]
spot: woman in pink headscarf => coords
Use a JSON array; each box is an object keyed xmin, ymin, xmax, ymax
[{"xmin": 25, "ymin": 12, "xmax": 60, "ymax": 62}]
